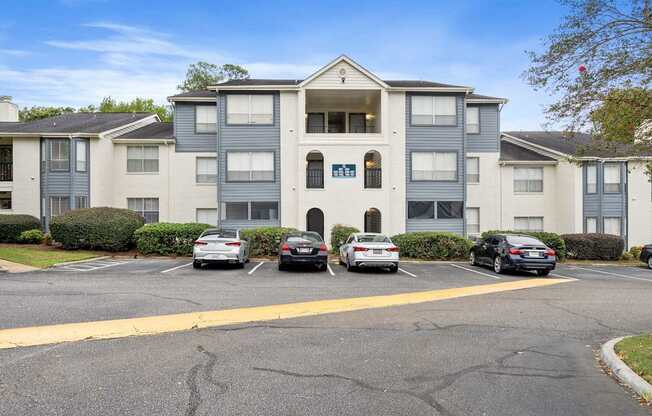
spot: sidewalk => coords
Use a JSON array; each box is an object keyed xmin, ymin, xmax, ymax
[{"xmin": 0, "ymin": 259, "xmax": 40, "ymax": 273}]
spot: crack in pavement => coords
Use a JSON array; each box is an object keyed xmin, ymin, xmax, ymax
[
  {"xmin": 542, "ymin": 300, "xmax": 631, "ymax": 334},
  {"xmin": 185, "ymin": 345, "xmax": 229, "ymax": 416}
]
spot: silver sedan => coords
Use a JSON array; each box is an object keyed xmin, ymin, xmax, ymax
[
  {"xmin": 192, "ymin": 228, "xmax": 249, "ymax": 269},
  {"xmin": 339, "ymin": 232, "xmax": 399, "ymax": 272}
]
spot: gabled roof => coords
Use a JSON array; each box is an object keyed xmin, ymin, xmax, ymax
[
  {"xmin": 167, "ymin": 90, "xmax": 216, "ymax": 102},
  {"xmin": 0, "ymin": 112, "xmax": 156, "ymax": 137},
  {"xmin": 115, "ymin": 122, "xmax": 174, "ymax": 140},
  {"xmin": 500, "ymin": 140, "xmax": 556, "ymax": 162},
  {"xmin": 298, "ymin": 55, "xmax": 389, "ymax": 88}
]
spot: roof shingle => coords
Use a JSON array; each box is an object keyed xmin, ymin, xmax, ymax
[
  {"xmin": 0, "ymin": 112, "xmax": 154, "ymax": 135},
  {"xmin": 500, "ymin": 140, "xmax": 555, "ymax": 161},
  {"xmin": 116, "ymin": 122, "xmax": 173, "ymax": 140}
]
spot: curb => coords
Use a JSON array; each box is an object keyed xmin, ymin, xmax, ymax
[
  {"xmin": 601, "ymin": 336, "xmax": 652, "ymax": 402},
  {"xmin": 52, "ymin": 256, "xmax": 111, "ymax": 267}
]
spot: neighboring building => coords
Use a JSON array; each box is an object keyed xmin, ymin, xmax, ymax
[{"xmin": 0, "ymin": 55, "xmax": 649, "ymax": 247}]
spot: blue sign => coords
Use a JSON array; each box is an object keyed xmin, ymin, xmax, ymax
[{"xmin": 332, "ymin": 164, "xmax": 356, "ymax": 178}]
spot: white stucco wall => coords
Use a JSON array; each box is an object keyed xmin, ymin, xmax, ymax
[
  {"xmin": 466, "ymin": 152, "xmax": 500, "ymax": 234},
  {"xmin": 90, "ymin": 137, "xmax": 115, "ymax": 207},
  {"xmin": 5, "ymin": 138, "xmax": 40, "ymax": 218},
  {"xmin": 627, "ymin": 161, "xmax": 652, "ymax": 247}
]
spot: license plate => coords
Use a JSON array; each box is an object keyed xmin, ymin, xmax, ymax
[
  {"xmin": 372, "ymin": 249, "xmax": 383, "ymax": 255},
  {"xmin": 297, "ymin": 248, "xmax": 311, "ymax": 254},
  {"xmin": 527, "ymin": 251, "xmax": 542, "ymax": 258},
  {"xmin": 207, "ymin": 254, "xmax": 227, "ymax": 260}
]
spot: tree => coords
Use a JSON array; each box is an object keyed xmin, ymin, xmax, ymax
[
  {"xmin": 525, "ymin": 0, "xmax": 652, "ymax": 130},
  {"xmin": 591, "ymin": 88, "xmax": 652, "ymax": 144},
  {"xmin": 177, "ymin": 61, "xmax": 249, "ymax": 92},
  {"xmin": 96, "ymin": 97, "xmax": 172, "ymax": 122},
  {"xmin": 19, "ymin": 106, "xmax": 76, "ymax": 122}
]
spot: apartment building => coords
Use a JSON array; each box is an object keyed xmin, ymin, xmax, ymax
[{"xmin": 0, "ymin": 56, "xmax": 649, "ymax": 247}]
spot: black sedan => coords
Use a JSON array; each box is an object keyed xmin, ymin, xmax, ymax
[
  {"xmin": 470, "ymin": 234, "xmax": 556, "ymax": 276},
  {"xmin": 640, "ymin": 244, "xmax": 652, "ymax": 269},
  {"xmin": 278, "ymin": 231, "xmax": 329, "ymax": 271}
]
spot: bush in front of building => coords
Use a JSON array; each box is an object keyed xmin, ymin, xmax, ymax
[
  {"xmin": 481, "ymin": 230, "xmax": 567, "ymax": 260},
  {"xmin": 391, "ymin": 232, "xmax": 473, "ymax": 260},
  {"xmin": 50, "ymin": 207, "xmax": 144, "ymax": 251},
  {"xmin": 330, "ymin": 224, "xmax": 360, "ymax": 254},
  {"xmin": 629, "ymin": 245, "xmax": 643, "ymax": 260},
  {"xmin": 0, "ymin": 214, "xmax": 41, "ymax": 243},
  {"xmin": 561, "ymin": 233, "xmax": 625, "ymax": 260},
  {"xmin": 134, "ymin": 222, "xmax": 213, "ymax": 256},
  {"xmin": 17, "ymin": 229, "xmax": 45, "ymax": 244},
  {"xmin": 240, "ymin": 227, "xmax": 298, "ymax": 257}
]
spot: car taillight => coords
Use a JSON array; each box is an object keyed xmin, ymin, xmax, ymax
[
  {"xmin": 545, "ymin": 248, "xmax": 556, "ymax": 256},
  {"xmin": 194, "ymin": 240, "xmax": 208, "ymax": 246},
  {"xmin": 225, "ymin": 241, "xmax": 241, "ymax": 247},
  {"xmin": 509, "ymin": 248, "xmax": 523, "ymax": 255},
  {"xmin": 281, "ymin": 243, "xmax": 290, "ymax": 251},
  {"xmin": 353, "ymin": 246, "xmax": 367, "ymax": 252},
  {"xmin": 319, "ymin": 243, "xmax": 328, "ymax": 251},
  {"xmin": 387, "ymin": 246, "xmax": 399, "ymax": 252}
]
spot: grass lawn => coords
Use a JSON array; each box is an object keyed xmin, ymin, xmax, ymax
[
  {"xmin": 0, "ymin": 246, "xmax": 102, "ymax": 268},
  {"xmin": 615, "ymin": 335, "xmax": 652, "ymax": 385}
]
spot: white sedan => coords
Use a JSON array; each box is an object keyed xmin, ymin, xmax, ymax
[
  {"xmin": 192, "ymin": 228, "xmax": 249, "ymax": 269},
  {"xmin": 339, "ymin": 233, "xmax": 399, "ymax": 272}
]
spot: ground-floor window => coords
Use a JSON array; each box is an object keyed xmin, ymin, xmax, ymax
[
  {"xmin": 222, "ymin": 201, "xmax": 278, "ymax": 221},
  {"xmin": 585, "ymin": 217, "xmax": 597, "ymax": 233},
  {"xmin": 50, "ymin": 196, "xmax": 70, "ymax": 218},
  {"xmin": 466, "ymin": 208, "xmax": 480, "ymax": 235},
  {"xmin": 0, "ymin": 191, "xmax": 11, "ymax": 210},
  {"xmin": 514, "ymin": 216, "xmax": 543, "ymax": 232},
  {"xmin": 127, "ymin": 198, "xmax": 159, "ymax": 224},
  {"xmin": 196, "ymin": 208, "xmax": 217, "ymax": 225},
  {"xmin": 75, "ymin": 195, "xmax": 88, "ymax": 209},
  {"xmin": 603, "ymin": 217, "xmax": 621, "ymax": 236},
  {"xmin": 407, "ymin": 201, "xmax": 463, "ymax": 220}
]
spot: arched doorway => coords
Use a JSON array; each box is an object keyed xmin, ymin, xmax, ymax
[
  {"xmin": 306, "ymin": 208, "xmax": 324, "ymax": 238},
  {"xmin": 364, "ymin": 208, "xmax": 381, "ymax": 233}
]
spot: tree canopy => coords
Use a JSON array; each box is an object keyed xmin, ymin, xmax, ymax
[
  {"xmin": 177, "ymin": 61, "xmax": 249, "ymax": 92},
  {"xmin": 19, "ymin": 106, "xmax": 77, "ymax": 122},
  {"xmin": 18, "ymin": 97, "xmax": 172, "ymax": 122}
]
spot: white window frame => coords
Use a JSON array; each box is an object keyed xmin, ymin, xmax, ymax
[
  {"xmin": 75, "ymin": 141, "xmax": 87, "ymax": 172},
  {"xmin": 466, "ymin": 157, "xmax": 479, "ymax": 183},
  {"xmin": 514, "ymin": 216, "xmax": 544, "ymax": 232},
  {"xmin": 196, "ymin": 208, "xmax": 218, "ymax": 225},
  {"xmin": 586, "ymin": 164, "xmax": 597, "ymax": 194},
  {"xmin": 411, "ymin": 96, "xmax": 457, "ymax": 126},
  {"xmin": 226, "ymin": 94, "xmax": 274, "ymax": 125},
  {"xmin": 220, "ymin": 201, "xmax": 279, "ymax": 221},
  {"xmin": 226, "ymin": 151, "xmax": 275, "ymax": 182},
  {"xmin": 514, "ymin": 167, "xmax": 543, "ymax": 193},
  {"xmin": 127, "ymin": 197, "xmax": 159, "ymax": 224},
  {"xmin": 127, "ymin": 145, "xmax": 159, "ymax": 173},
  {"xmin": 75, "ymin": 195, "xmax": 88, "ymax": 209},
  {"xmin": 603, "ymin": 163, "xmax": 621, "ymax": 193},
  {"xmin": 50, "ymin": 196, "xmax": 70, "ymax": 218},
  {"xmin": 195, "ymin": 105, "xmax": 217, "ymax": 134},
  {"xmin": 49, "ymin": 139, "xmax": 69, "ymax": 171},
  {"xmin": 411, "ymin": 151, "xmax": 458, "ymax": 181},
  {"xmin": 196, "ymin": 157, "xmax": 217, "ymax": 184},
  {"xmin": 586, "ymin": 216, "xmax": 597, "ymax": 233},
  {"xmin": 465, "ymin": 208, "xmax": 480, "ymax": 235},
  {"xmin": 466, "ymin": 106, "xmax": 480, "ymax": 134},
  {"xmin": 603, "ymin": 217, "xmax": 621, "ymax": 236}
]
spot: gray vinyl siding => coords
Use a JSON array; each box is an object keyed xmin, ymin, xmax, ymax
[
  {"xmin": 174, "ymin": 102, "xmax": 218, "ymax": 152},
  {"xmin": 405, "ymin": 93, "xmax": 465, "ymax": 235},
  {"xmin": 217, "ymin": 92, "xmax": 281, "ymax": 228},
  {"xmin": 466, "ymin": 104, "xmax": 499, "ymax": 152},
  {"xmin": 582, "ymin": 162, "xmax": 627, "ymax": 239}
]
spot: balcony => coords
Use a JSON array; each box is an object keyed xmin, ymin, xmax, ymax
[{"xmin": 305, "ymin": 89, "xmax": 381, "ymax": 135}]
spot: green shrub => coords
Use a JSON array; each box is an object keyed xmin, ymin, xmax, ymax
[
  {"xmin": 240, "ymin": 227, "xmax": 298, "ymax": 257},
  {"xmin": 330, "ymin": 224, "xmax": 360, "ymax": 254},
  {"xmin": 17, "ymin": 229, "xmax": 44, "ymax": 244},
  {"xmin": 50, "ymin": 207, "xmax": 144, "ymax": 251},
  {"xmin": 621, "ymin": 252, "xmax": 634, "ymax": 261},
  {"xmin": 0, "ymin": 214, "xmax": 41, "ymax": 243},
  {"xmin": 390, "ymin": 232, "xmax": 473, "ymax": 260},
  {"xmin": 134, "ymin": 223, "xmax": 213, "ymax": 256},
  {"xmin": 561, "ymin": 233, "xmax": 624, "ymax": 260},
  {"xmin": 629, "ymin": 246, "xmax": 643, "ymax": 259},
  {"xmin": 481, "ymin": 230, "xmax": 567, "ymax": 260}
]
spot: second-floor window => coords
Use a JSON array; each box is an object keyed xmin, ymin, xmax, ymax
[
  {"xmin": 50, "ymin": 139, "xmax": 69, "ymax": 171},
  {"xmin": 514, "ymin": 167, "xmax": 543, "ymax": 192},
  {"xmin": 127, "ymin": 145, "xmax": 159, "ymax": 173},
  {"xmin": 226, "ymin": 152, "xmax": 274, "ymax": 182},
  {"xmin": 196, "ymin": 157, "xmax": 217, "ymax": 184},
  {"xmin": 411, "ymin": 152, "xmax": 457, "ymax": 181},
  {"xmin": 466, "ymin": 157, "xmax": 479, "ymax": 183},
  {"xmin": 226, "ymin": 94, "xmax": 273, "ymax": 125},
  {"xmin": 411, "ymin": 96, "xmax": 456, "ymax": 126},
  {"xmin": 75, "ymin": 141, "xmax": 87, "ymax": 172},
  {"xmin": 195, "ymin": 105, "xmax": 217, "ymax": 133},
  {"xmin": 604, "ymin": 163, "xmax": 621, "ymax": 193},
  {"xmin": 586, "ymin": 164, "xmax": 597, "ymax": 194},
  {"xmin": 466, "ymin": 107, "xmax": 480, "ymax": 133}
]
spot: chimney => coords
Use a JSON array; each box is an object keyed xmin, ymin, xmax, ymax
[{"xmin": 0, "ymin": 96, "xmax": 19, "ymax": 122}]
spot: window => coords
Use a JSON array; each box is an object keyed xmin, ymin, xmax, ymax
[
  {"xmin": 586, "ymin": 217, "xmax": 597, "ymax": 233},
  {"xmin": 603, "ymin": 217, "xmax": 621, "ymax": 236},
  {"xmin": 349, "ymin": 113, "xmax": 366, "ymax": 133},
  {"xmin": 196, "ymin": 157, "xmax": 217, "ymax": 184},
  {"xmin": 466, "ymin": 107, "xmax": 479, "ymax": 134},
  {"xmin": 514, "ymin": 167, "xmax": 543, "ymax": 192},
  {"xmin": 49, "ymin": 139, "xmax": 69, "ymax": 171},
  {"xmin": 0, "ymin": 191, "xmax": 11, "ymax": 209},
  {"xmin": 364, "ymin": 151, "xmax": 382, "ymax": 189},
  {"xmin": 586, "ymin": 164, "xmax": 597, "ymax": 194},
  {"xmin": 437, "ymin": 201, "xmax": 464, "ymax": 219},
  {"xmin": 466, "ymin": 208, "xmax": 480, "ymax": 235},
  {"xmin": 75, "ymin": 141, "xmax": 87, "ymax": 172},
  {"xmin": 127, "ymin": 146, "xmax": 159, "ymax": 173},
  {"xmin": 127, "ymin": 198, "xmax": 159, "ymax": 224},
  {"xmin": 466, "ymin": 157, "xmax": 479, "ymax": 183},
  {"xmin": 227, "ymin": 152, "xmax": 274, "ymax": 182},
  {"xmin": 306, "ymin": 113, "xmax": 325, "ymax": 133},
  {"xmin": 306, "ymin": 151, "xmax": 324, "ymax": 189},
  {"xmin": 226, "ymin": 94, "xmax": 273, "ymax": 125},
  {"xmin": 411, "ymin": 152, "xmax": 457, "ymax": 181},
  {"xmin": 50, "ymin": 196, "xmax": 70, "ymax": 217},
  {"xmin": 327, "ymin": 112, "xmax": 346, "ymax": 133},
  {"xmin": 604, "ymin": 163, "xmax": 621, "ymax": 193},
  {"xmin": 411, "ymin": 96, "xmax": 457, "ymax": 125},
  {"xmin": 196, "ymin": 208, "xmax": 217, "ymax": 225},
  {"xmin": 251, "ymin": 202, "xmax": 278, "ymax": 220},
  {"xmin": 514, "ymin": 217, "xmax": 544, "ymax": 232},
  {"xmin": 75, "ymin": 195, "xmax": 88, "ymax": 209},
  {"xmin": 195, "ymin": 105, "xmax": 217, "ymax": 133},
  {"xmin": 408, "ymin": 201, "xmax": 435, "ymax": 219},
  {"xmin": 223, "ymin": 202, "xmax": 248, "ymax": 220}
]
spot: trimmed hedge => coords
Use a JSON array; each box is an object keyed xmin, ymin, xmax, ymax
[
  {"xmin": 50, "ymin": 207, "xmax": 144, "ymax": 251},
  {"xmin": 17, "ymin": 229, "xmax": 44, "ymax": 244},
  {"xmin": 135, "ymin": 223, "xmax": 213, "ymax": 256},
  {"xmin": 391, "ymin": 232, "xmax": 473, "ymax": 260},
  {"xmin": 0, "ymin": 214, "xmax": 41, "ymax": 243},
  {"xmin": 561, "ymin": 233, "xmax": 625, "ymax": 260},
  {"xmin": 330, "ymin": 224, "xmax": 360, "ymax": 254},
  {"xmin": 481, "ymin": 230, "xmax": 567, "ymax": 260},
  {"xmin": 240, "ymin": 227, "xmax": 298, "ymax": 257}
]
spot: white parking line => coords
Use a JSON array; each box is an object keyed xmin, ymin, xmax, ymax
[
  {"xmin": 449, "ymin": 264, "xmax": 501, "ymax": 280},
  {"xmin": 60, "ymin": 260, "xmax": 129, "ymax": 272},
  {"xmin": 248, "ymin": 261, "xmax": 265, "ymax": 275},
  {"xmin": 549, "ymin": 273, "xmax": 578, "ymax": 281},
  {"xmin": 398, "ymin": 267, "xmax": 417, "ymax": 278},
  {"xmin": 160, "ymin": 262, "xmax": 193, "ymax": 274},
  {"xmin": 571, "ymin": 266, "xmax": 652, "ymax": 283},
  {"xmin": 326, "ymin": 264, "xmax": 335, "ymax": 276}
]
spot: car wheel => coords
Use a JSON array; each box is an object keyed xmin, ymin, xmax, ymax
[
  {"xmin": 648, "ymin": 257, "xmax": 652, "ymax": 270},
  {"xmin": 193, "ymin": 260, "xmax": 202, "ymax": 269},
  {"xmin": 346, "ymin": 258, "xmax": 356, "ymax": 272},
  {"xmin": 493, "ymin": 256, "xmax": 503, "ymax": 274},
  {"xmin": 536, "ymin": 269, "xmax": 550, "ymax": 277},
  {"xmin": 319, "ymin": 262, "xmax": 328, "ymax": 272},
  {"xmin": 237, "ymin": 261, "xmax": 245, "ymax": 269},
  {"xmin": 469, "ymin": 251, "xmax": 478, "ymax": 266},
  {"xmin": 339, "ymin": 256, "xmax": 345, "ymax": 266},
  {"xmin": 278, "ymin": 263, "xmax": 286, "ymax": 271},
  {"xmin": 389, "ymin": 264, "xmax": 398, "ymax": 273}
]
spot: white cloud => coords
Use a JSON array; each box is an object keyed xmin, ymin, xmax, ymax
[{"xmin": 0, "ymin": 48, "xmax": 30, "ymax": 57}]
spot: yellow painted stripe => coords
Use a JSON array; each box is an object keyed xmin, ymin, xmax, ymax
[{"xmin": 0, "ymin": 278, "xmax": 571, "ymax": 349}]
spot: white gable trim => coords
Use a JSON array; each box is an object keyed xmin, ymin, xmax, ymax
[{"xmin": 298, "ymin": 55, "xmax": 389, "ymax": 89}]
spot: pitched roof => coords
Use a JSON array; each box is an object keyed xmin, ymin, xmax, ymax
[
  {"xmin": 210, "ymin": 78, "xmax": 470, "ymax": 89},
  {"xmin": 0, "ymin": 112, "xmax": 154, "ymax": 135},
  {"xmin": 116, "ymin": 122, "xmax": 173, "ymax": 140},
  {"xmin": 167, "ymin": 90, "xmax": 216, "ymax": 99},
  {"xmin": 466, "ymin": 93, "xmax": 507, "ymax": 102},
  {"xmin": 383, "ymin": 80, "xmax": 468, "ymax": 88},
  {"xmin": 500, "ymin": 140, "xmax": 555, "ymax": 162}
]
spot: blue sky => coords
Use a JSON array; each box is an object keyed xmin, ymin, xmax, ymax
[{"xmin": 0, "ymin": 0, "xmax": 567, "ymax": 129}]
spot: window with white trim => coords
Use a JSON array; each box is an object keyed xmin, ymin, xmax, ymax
[
  {"xmin": 49, "ymin": 139, "xmax": 69, "ymax": 171},
  {"xmin": 75, "ymin": 195, "xmax": 88, "ymax": 209},
  {"xmin": 0, "ymin": 191, "xmax": 11, "ymax": 210},
  {"xmin": 196, "ymin": 157, "xmax": 217, "ymax": 184},
  {"xmin": 195, "ymin": 105, "xmax": 217, "ymax": 133},
  {"xmin": 75, "ymin": 141, "xmax": 87, "ymax": 172},
  {"xmin": 226, "ymin": 94, "xmax": 273, "ymax": 125},
  {"xmin": 514, "ymin": 167, "xmax": 543, "ymax": 192},
  {"xmin": 127, "ymin": 198, "xmax": 159, "ymax": 224},
  {"xmin": 50, "ymin": 196, "xmax": 70, "ymax": 218},
  {"xmin": 514, "ymin": 216, "xmax": 543, "ymax": 232},
  {"xmin": 466, "ymin": 107, "xmax": 479, "ymax": 133},
  {"xmin": 221, "ymin": 201, "xmax": 279, "ymax": 221},
  {"xmin": 603, "ymin": 217, "xmax": 621, "ymax": 236},
  {"xmin": 586, "ymin": 164, "xmax": 597, "ymax": 194},
  {"xmin": 226, "ymin": 152, "xmax": 274, "ymax": 182},
  {"xmin": 127, "ymin": 145, "xmax": 159, "ymax": 173},
  {"xmin": 603, "ymin": 163, "xmax": 621, "ymax": 193},
  {"xmin": 251, "ymin": 201, "xmax": 278, "ymax": 220},
  {"xmin": 466, "ymin": 157, "xmax": 479, "ymax": 183},
  {"xmin": 466, "ymin": 208, "xmax": 480, "ymax": 235},
  {"xmin": 196, "ymin": 208, "xmax": 217, "ymax": 225},
  {"xmin": 411, "ymin": 152, "xmax": 457, "ymax": 181},
  {"xmin": 586, "ymin": 217, "xmax": 597, "ymax": 233},
  {"xmin": 411, "ymin": 96, "xmax": 457, "ymax": 125}
]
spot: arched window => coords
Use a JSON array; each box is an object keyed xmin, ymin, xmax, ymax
[
  {"xmin": 364, "ymin": 208, "xmax": 381, "ymax": 233},
  {"xmin": 306, "ymin": 151, "xmax": 324, "ymax": 189},
  {"xmin": 306, "ymin": 208, "xmax": 325, "ymax": 238},
  {"xmin": 364, "ymin": 151, "xmax": 381, "ymax": 189}
]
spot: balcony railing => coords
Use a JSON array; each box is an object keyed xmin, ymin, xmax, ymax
[
  {"xmin": 365, "ymin": 168, "xmax": 381, "ymax": 189},
  {"xmin": 306, "ymin": 169, "xmax": 324, "ymax": 189},
  {"xmin": 0, "ymin": 162, "xmax": 11, "ymax": 182}
]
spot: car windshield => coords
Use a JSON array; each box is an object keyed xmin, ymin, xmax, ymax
[
  {"xmin": 202, "ymin": 229, "xmax": 237, "ymax": 239},
  {"xmin": 506, "ymin": 236, "xmax": 544, "ymax": 246},
  {"xmin": 286, "ymin": 232, "xmax": 322, "ymax": 243},
  {"xmin": 357, "ymin": 234, "xmax": 390, "ymax": 243}
]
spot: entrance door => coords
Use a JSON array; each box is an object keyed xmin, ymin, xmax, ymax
[{"xmin": 306, "ymin": 208, "xmax": 324, "ymax": 239}]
